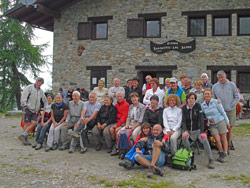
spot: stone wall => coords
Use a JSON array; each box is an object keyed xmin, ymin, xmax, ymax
[{"xmin": 52, "ymin": 0, "xmax": 250, "ymax": 93}]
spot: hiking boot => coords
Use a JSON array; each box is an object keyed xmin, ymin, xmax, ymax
[
  {"xmin": 95, "ymin": 143, "xmax": 103, "ymax": 151},
  {"xmin": 51, "ymin": 143, "xmax": 58, "ymax": 150},
  {"xmin": 32, "ymin": 142, "xmax": 37, "ymax": 148},
  {"xmin": 208, "ymin": 159, "xmax": 215, "ymax": 169},
  {"xmin": 72, "ymin": 131, "xmax": 80, "ymax": 138},
  {"xmin": 147, "ymin": 166, "xmax": 154, "ymax": 178},
  {"xmin": 18, "ymin": 135, "xmax": 26, "ymax": 145},
  {"xmin": 68, "ymin": 148, "xmax": 75, "ymax": 154},
  {"xmin": 45, "ymin": 146, "xmax": 51, "ymax": 152},
  {"xmin": 59, "ymin": 145, "xmax": 69, "ymax": 151},
  {"xmin": 123, "ymin": 160, "xmax": 133, "ymax": 170},
  {"xmin": 80, "ymin": 147, "xmax": 87, "ymax": 154},
  {"xmin": 24, "ymin": 136, "xmax": 31, "ymax": 146},
  {"xmin": 35, "ymin": 143, "xmax": 42, "ymax": 150},
  {"xmin": 153, "ymin": 166, "xmax": 164, "ymax": 177},
  {"xmin": 110, "ymin": 144, "xmax": 118, "ymax": 156},
  {"xmin": 107, "ymin": 147, "xmax": 112, "ymax": 153},
  {"xmin": 217, "ymin": 152, "xmax": 225, "ymax": 163}
]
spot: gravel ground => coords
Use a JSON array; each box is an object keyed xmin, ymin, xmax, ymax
[{"xmin": 0, "ymin": 116, "xmax": 250, "ymax": 188}]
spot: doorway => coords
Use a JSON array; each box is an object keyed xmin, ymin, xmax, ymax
[{"xmin": 136, "ymin": 65, "xmax": 177, "ymax": 89}]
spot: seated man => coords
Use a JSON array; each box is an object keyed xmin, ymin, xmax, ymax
[
  {"xmin": 134, "ymin": 124, "xmax": 168, "ymax": 178},
  {"xmin": 59, "ymin": 91, "xmax": 84, "ymax": 151},
  {"xmin": 69, "ymin": 92, "xmax": 101, "ymax": 153}
]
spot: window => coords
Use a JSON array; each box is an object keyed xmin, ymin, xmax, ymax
[
  {"xmin": 77, "ymin": 16, "xmax": 112, "ymax": 40},
  {"xmin": 238, "ymin": 15, "xmax": 250, "ymax": 36},
  {"xmin": 146, "ymin": 19, "xmax": 160, "ymax": 37},
  {"xmin": 127, "ymin": 12, "xmax": 166, "ymax": 38},
  {"xmin": 212, "ymin": 16, "xmax": 231, "ymax": 36},
  {"xmin": 237, "ymin": 72, "xmax": 250, "ymax": 93},
  {"xmin": 188, "ymin": 16, "xmax": 206, "ymax": 37}
]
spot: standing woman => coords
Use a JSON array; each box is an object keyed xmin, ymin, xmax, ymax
[
  {"xmin": 143, "ymin": 78, "xmax": 165, "ymax": 108},
  {"xmin": 163, "ymin": 94, "xmax": 182, "ymax": 155},
  {"xmin": 190, "ymin": 80, "xmax": 204, "ymax": 104},
  {"xmin": 201, "ymin": 73, "xmax": 213, "ymax": 89},
  {"xmin": 182, "ymin": 92, "xmax": 214, "ymax": 169},
  {"xmin": 201, "ymin": 88, "xmax": 229, "ymax": 162},
  {"xmin": 46, "ymin": 93, "xmax": 69, "ymax": 151},
  {"xmin": 33, "ymin": 94, "xmax": 54, "ymax": 150},
  {"xmin": 93, "ymin": 80, "xmax": 108, "ymax": 104}
]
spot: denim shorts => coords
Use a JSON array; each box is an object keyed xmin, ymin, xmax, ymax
[{"xmin": 135, "ymin": 150, "xmax": 165, "ymax": 167}]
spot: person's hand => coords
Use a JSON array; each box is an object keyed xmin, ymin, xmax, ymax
[
  {"xmin": 111, "ymin": 124, "xmax": 117, "ymax": 129},
  {"xmin": 182, "ymin": 131, "xmax": 189, "ymax": 139},
  {"xmin": 209, "ymin": 118, "xmax": 214, "ymax": 123},
  {"xmin": 100, "ymin": 123, "xmax": 106, "ymax": 130},
  {"xmin": 85, "ymin": 118, "xmax": 90, "ymax": 124},
  {"xmin": 161, "ymin": 139, "xmax": 166, "ymax": 143},
  {"xmin": 74, "ymin": 123, "xmax": 80, "ymax": 129},
  {"xmin": 62, "ymin": 122, "xmax": 68, "ymax": 127},
  {"xmin": 136, "ymin": 149, "xmax": 143, "ymax": 154},
  {"xmin": 54, "ymin": 124, "xmax": 58, "ymax": 129},
  {"xmin": 200, "ymin": 133, "xmax": 207, "ymax": 139},
  {"xmin": 217, "ymin": 99, "xmax": 221, "ymax": 104},
  {"xmin": 153, "ymin": 140, "xmax": 162, "ymax": 147},
  {"xmin": 139, "ymin": 137, "xmax": 148, "ymax": 142},
  {"xmin": 125, "ymin": 124, "xmax": 129, "ymax": 129},
  {"xmin": 81, "ymin": 117, "xmax": 86, "ymax": 122},
  {"xmin": 227, "ymin": 124, "xmax": 231, "ymax": 130},
  {"xmin": 97, "ymin": 123, "xmax": 101, "ymax": 130}
]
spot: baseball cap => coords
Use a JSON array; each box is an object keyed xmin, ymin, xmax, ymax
[{"xmin": 169, "ymin": 77, "xmax": 178, "ymax": 83}]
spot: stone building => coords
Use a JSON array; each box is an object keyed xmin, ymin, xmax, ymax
[{"xmin": 4, "ymin": 0, "xmax": 250, "ymax": 94}]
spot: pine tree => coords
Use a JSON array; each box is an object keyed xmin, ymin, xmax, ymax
[{"xmin": 0, "ymin": 0, "xmax": 48, "ymax": 110}]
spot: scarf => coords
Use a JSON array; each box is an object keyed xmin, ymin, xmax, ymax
[
  {"xmin": 146, "ymin": 83, "xmax": 152, "ymax": 90},
  {"xmin": 55, "ymin": 101, "xmax": 64, "ymax": 108}
]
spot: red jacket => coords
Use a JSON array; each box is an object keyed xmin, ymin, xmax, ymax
[{"xmin": 115, "ymin": 99, "xmax": 129, "ymax": 127}]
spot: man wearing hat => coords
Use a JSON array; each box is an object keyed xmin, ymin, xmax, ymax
[
  {"xmin": 19, "ymin": 77, "xmax": 47, "ymax": 145},
  {"xmin": 165, "ymin": 77, "xmax": 186, "ymax": 109}
]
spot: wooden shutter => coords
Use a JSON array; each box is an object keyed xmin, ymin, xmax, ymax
[
  {"xmin": 127, "ymin": 18, "xmax": 144, "ymax": 38},
  {"xmin": 78, "ymin": 22, "xmax": 92, "ymax": 40}
]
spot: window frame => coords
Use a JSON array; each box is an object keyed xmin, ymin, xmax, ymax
[
  {"xmin": 237, "ymin": 71, "xmax": 250, "ymax": 93},
  {"xmin": 187, "ymin": 16, "xmax": 207, "ymax": 37},
  {"xmin": 92, "ymin": 22, "xmax": 108, "ymax": 40},
  {"xmin": 237, "ymin": 14, "xmax": 250, "ymax": 36},
  {"xmin": 212, "ymin": 15, "xmax": 232, "ymax": 36},
  {"xmin": 144, "ymin": 18, "xmax": 161, "ymax": 38}
]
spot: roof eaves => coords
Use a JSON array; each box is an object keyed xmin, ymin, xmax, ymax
[{"xmin": 3, "ymin": 3, "xmax": 25, "ymax": 17}]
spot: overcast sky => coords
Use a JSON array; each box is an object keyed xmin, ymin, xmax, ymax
[{"xmin": 31, "ymin": 28, "xmax": 53, "ymax": 90}]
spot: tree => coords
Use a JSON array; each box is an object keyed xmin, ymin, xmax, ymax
[{"xmin": 0, "ymin": 0, "xmax": 48, "ymax": 110}]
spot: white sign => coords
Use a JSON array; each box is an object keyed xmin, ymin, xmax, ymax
[
  {"xmin": 92, "ymin": 77, "xmax": 97, "ymax": 84},
  {"xmin": 159, "ymin": 77, "xmax": 164, "ymax": 85}
]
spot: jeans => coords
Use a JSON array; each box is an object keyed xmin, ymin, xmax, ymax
[
  {"xmin": 36, "ymin": 123, "xmax": 50, "ymax": 144},
  {"xmin": 135, "ymin": 150, "xmax": 166, "ymax": 167}
]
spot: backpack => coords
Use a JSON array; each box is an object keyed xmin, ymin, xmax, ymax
[
  {"xmin": 170, "ymin": 148, "xmax": 196, "ymax": 171},
  {"xmin": 118, "ymin": 133, "xmax": 132, "ymax": 159}
]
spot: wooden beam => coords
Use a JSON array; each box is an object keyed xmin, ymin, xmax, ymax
[{"xmin": 35, "ymin": 3, "xmax": 61, "ymax": 18}]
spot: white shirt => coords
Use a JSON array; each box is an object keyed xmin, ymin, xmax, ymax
[
  {"xmin": 163, "ymin": 106, "xmax": 182, "ymax": 133},
  {"xmin": 143, "ymin": 87, "xmax": 165, "ymax": 108}
]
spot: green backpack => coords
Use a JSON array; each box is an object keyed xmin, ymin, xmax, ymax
[{"xmin": 171, "ymin": 148, "xmax": 196, "ymax": 171}]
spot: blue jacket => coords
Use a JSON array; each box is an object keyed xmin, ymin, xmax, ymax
[
  {"xmin": 167, "ymin": 86, "xmax": 185, "ymax": 105},
  {"xmin": 201, "ymin": 98, "xmax": 229, "ymax": 125}
]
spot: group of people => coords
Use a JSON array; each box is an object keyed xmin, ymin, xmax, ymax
[{"xmin": 19, "ymin": 70, "xmax": 240, "ymax": 177}]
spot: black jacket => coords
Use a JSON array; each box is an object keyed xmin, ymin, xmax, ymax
[
  {"xmin": 143, "ymin": 106, "xmax": 163, "ymax": 127},
  {"xmin": 96, "ymin": 104, "xmax": 117, "ymax": 125},
  {"xmin": 181, "ymin": 103, "xmax": 204, "ymax": 133},
  {"xmin": 135, "ymin": 132, "xmax": 168, "ymax": 154}
]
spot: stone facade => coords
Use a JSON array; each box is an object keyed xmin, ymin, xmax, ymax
[{"xmin": 52, "ymin": 0, "xmax": 250, "ymax": 93}]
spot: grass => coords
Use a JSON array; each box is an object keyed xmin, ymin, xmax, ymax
[
  {"xmin": 233, "ymin": 124, "xmax": 250, "ymax": 136},
  {"xmin": 210, "ymin": 174, "xmax": 220, "ymax": 178},
  {"xmin": 224, "ymin": 174, "xmax": 250, "ymax": 185},
  {"xmin": 22, "ymin": 168, "xmax": 39, "ymax": 174}
]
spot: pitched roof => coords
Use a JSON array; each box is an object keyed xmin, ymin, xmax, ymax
[{"xmin": 4, "ymin": 0, "xmax": 81, "ymax": 31}]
